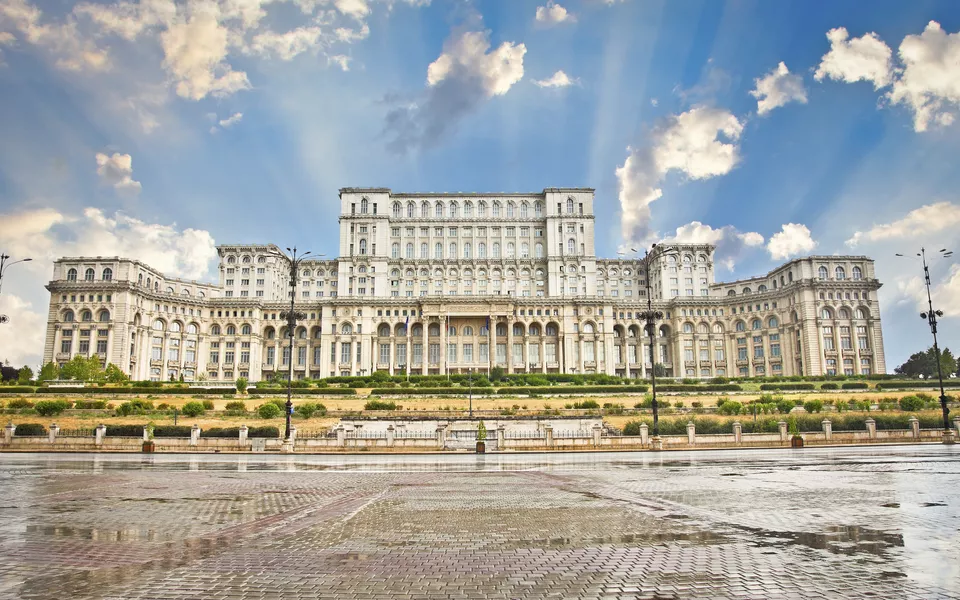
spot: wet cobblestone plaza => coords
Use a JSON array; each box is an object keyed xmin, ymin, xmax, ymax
[{"xmin": 0, "ymin": 447, "xmax": 958, "ymax": 599}]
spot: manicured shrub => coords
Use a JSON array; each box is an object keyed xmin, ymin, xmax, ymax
[
  {"xmin": 115, "ymin": 399, "xmax": 154, "ymax": 416},
  {"xmin": 13, "ymin": 423, "xmax": 46, "ymax": 436},
  {"xmin": 33, "ymin": 400, "xmax": 71, "ymax": 416},
  {"xmin": 899, "ymin": 395, "xmax": 924, "ymax": 412},
  {"xmin": 257, "ymin": 403, "xmax": 283, "ymax": 419},
  {"xmin": 295, "ymin": 402, "xmax": 327, "ymax": 418},
  {"xmin": 776, "ymin": 400, "xmax": 796, "ymax": 414},
  {"xmin": 248, "ymin": 426, "xmax": 280, "ymax": 438},
  {"xmin": 252, "ymin": 387, "xmax": 356, "ymax": 395},
  {"xmin": 152, "ymin": 425, "xmax": 193, "ymax": 437},
  {"xmin": 105, "ymin": 424, "xmax": 145, "ymax": 437},
  {"xmin": 74, "ymin": 400, "xmax": 108, "ymax": 409},
  {"xmin": 820, "ymin": 383, "xmax": 838, "ymax": 390},
  {"xmin": 371, "ymin": 387, "xmax": 496, "ymax": 396},
  {"xmin": 803, "ymin": 400, "xmax": 824, "ymax": 413},
  {"xmin": 760, "ymin": 383, "xmax": 815, "ymax": 391},
  {"xmin": 181, "ymin": 401, "xmax": 206, "ymax": 417},
  {"xmin": 623, "ymin": 421, "xmax": 643, "ymax": 436},
  {"xmin": 201, "ymin": 427, "xmax": 241, "ymax": 438},
  {"xmin": 717, "ymin": 401, "xmax": 742, "ymax": 415},
  {"xmin": 0, "ymin": 386, "xmax": 37, "ymax": 394},
  {"xmin": 224, "ymin": 401, "xmax": 247, "ymax": 414},
  {"xmin": 841, "ymin": 382, "xmax": 869, "ymax": 390},
  {"xmin": 496, "ymin": 385, "xmax": 650, "ymax": 395},
  {"xmin": 7, "ymin": 398, "xmax": 34, "ymax": 409},
  {"xmin": 364, "ymin": 399, "xmax": 398, "ymax": 410}
]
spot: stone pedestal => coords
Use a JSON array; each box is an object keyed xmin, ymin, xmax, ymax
[
  {"xmin": 289, "ymin": 426, "xmax": 297, "ymax": 445},
  {"xmin": 190, "ymin": 425, "xmax": 200, "ymax": 446},
  {"xmin": 944, "ymin": 429, "xmax": 957, "ymax": 445},
  {"xmin": 436, "ymin": 427, "xmax": 445, "ymax": 449},
  {"xmin": 4, "ymin": 423, "xmax": 13, "ymax": 444},
  {"xmin": 386, "ymin": 425, "xmax": 395, "ymax": 447},
  {"xmin": 544, "ymin": 425, "xmax": 554, "ymax": 447},
  {"xmin": 686, "ymin": 422, "xmax": 696, "ymax": 445},
  {"xmin": 778, "ymin": 421, "xmax": 788, "ymax": 443},
  {"xmin": 48, "ymin": 424, "xmax": 59, "ymax": 443},
  {"xmin": 281, "ymin": 439, "xmax": 294, "ymax": 453},
  {"xmin": 865, "ymin": 418, "xmax": 876, "ymax": 439},
  {"xmin": 497, "ymin": 426, "xmax": 505, "ymax": 448},
  {"xmin": 336, "ymin": 427, "xmax": 346, "ymax": 447},
  {"xmin": 909, "ymin": 417, "xmax": 920, "ymax": 439},
  {"xmin": 650, "ymin": 436, "xmax": 663, "ymax": 451},
  {"xmin": 142, "ymin": 426, "xmax": 150, "ymax": 442},
  {"xmin": 822, "ymin": 419, "xmax": 832, "ymax": 441},
  {"xmin": 95, "ymin": 424, "xmax": 106, "ymax": 447},
  {"xmin": 639, "ymin": 423, "xmax": 649, "ymax": 445},
  {"xmin": 732, "ymin": 422, "xmax": 742, "ymax": 444},
  {"xmin": 238, "ymin": 425, "xmax": 248, "ymax": 445},
  {"xmin": 592, "ymin": 424, "xmax": 602, "ymax": 447}
]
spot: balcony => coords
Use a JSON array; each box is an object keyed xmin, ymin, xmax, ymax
[
  {"xmin": 56, "ymin": 353, "xmax": 71, "ymax": 361},
  {"xmin": 699, "ymin": 360, "xmax": 712, "ymax": 368},
  {"xmin": 150, "ymin": 359, "xmax": 163, "ymax": 367},
  {"xmin": 736, "ymin": 359, "xmax": 749, "ymax": 366},
  {"xmin": 859, "ymin": 349, "xmax": 873, "ymax": 356},
  {"xmin": 167, "ymin": 360, "xmax": 180, "ymax": 368}
]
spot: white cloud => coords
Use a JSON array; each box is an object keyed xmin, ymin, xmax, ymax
[
  {"xmin": 247, "ymin": 25, "xmax": 330, "ymax": 60},
  {"xmin": 664, "ymin": 221, "xmax": 764, "ymax": 271},
  {"xmin": 814, "ymin": 27, "xmax": 893, "ymax": 89},
  {"xmin": 897, "ymin": 265, "xmax": 960, "ymax": 318},
  {"xmin": 889, "ymin": 21, "xmax": 960, "ymax": 132},
  {"xmin": 846, "ymin": 201, "xmax": 960, "ymax": 247},
  {"xmin": 750, "ymin": 61, "xmax": 807, "ymax": 115},
  {"xmin": 649, "ymin": 98, "xmax": 658, "ymax": 107},
  {"xmin": 385, "ymin": 29, "xmax": 526, "ymax": 153},
  {"xmin": 767, "ymin": 223, "xmax": 817, "ymax": 260},
  {"xmin": 219, "ymin": 111, "xmax": 243, "ymax": 127},
  {"xmin": 328, "ymin": 53, "xmax": 350, "ymax": 71},
  {"xmin": 95, "ymin": 152, "xmax": 142, "ymax": 195},
  {"xmin": 1, "ymin": 0, "xmax": 110, "ymax": 71},
  {"xmin": 616, "ymin": 106, "xmax": 743, "ymax": 246},
  {"xmin": 532, "ymin": 70, "xmax": 577, "ymax": 88},
  {"xmin": 0, "ymin": 206, "xmax": 218, "ymax": 367},
  {"xmin": 334, "ymin": 0, "xmax": 370, "ymax": 20},
  {"xmin": 535, "ymin": 2, "xmax": 574, "ymax": 26}
]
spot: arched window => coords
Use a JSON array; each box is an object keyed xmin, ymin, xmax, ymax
[
  {"xmin": 421, "ymin": 202, "xmax": 429, "ymax": 218},
  {"xmin": 768, "ymin": 317, "xmax": 779, "ymax": 328},
  {"xmin": 496, "ymin": 323, "xmax": 506, "ymax": 336},
  {"xmin": 855, "ymin": 308, "xmax": 867, "ymax": 319},
  {"xmin": 852, "ymin": 266, "xmax": 862, "ymax": 280},
  {"xmin": 405, "ymin": 243, "xmax": 413, "ymax": 258},
  {"xmin": 712, "ymin": 323, "xmax": 724, "ymax": 334},
  {"xmin": 392, "ymin": 202, "xmax": 401, "ymax": 218},
  {"xmin": 535, "ymin": 202, "xmax": 543, "ymax": 217},
  {"xmin": 583, "ymin": 322, "xmax": 595, "ymax": 333},
  {"xmin": 535, "ymin": 243, "xmax": 544, "ymax": 258},
  {"xmin": 697, "ymin": 323, "xmax": 709, "ymax": 334},
  {"xmin": 341, "ymin": 323, "xmax": 353, "ymax": 335},
  {"xmin": 435, "ymin": 202, "xmax": 444, "ymax": 218},
  {"xmin": 464, "ymin": 325, "xmax": 474, "ymax": 336},
  {"xmin": 67, "ymin": 268, "xmax": 77, "ymax": 281},
  {"xmin": 493, "ymin": 243, "xmax": 501, "ymax": 258},
  {"xmin": 241, "ymin": 324, "xmax": 252, "ymax": 335},
  {"xmin": 227, "ymin": 256, "xmax": 236, "ymax": 264},
  {"xmin": 818, "ymin": 266, "xmax": 828, "ymax": 280},
  {"xmin": 566, "ymin": 198, "xmax": 574, "ymax": 213},
  {"xmin": 429, "ymin": 323, "xmax": 440, "ymax": 336},
  {"xmin": 417, "ymin": 243, "xmax": 426, "ymax": 258},
  {"xmin": 735, "ymin": 321, "xmax": 745, "ymax": 332},
  {"xmin": 392, "ymin": 243, "xmax": 400, "ymax": 258},
  {"xmin": 379, "ymin": 324, "xmax": 390, "ymax": 337},
  {"xmin": 302, "ymin": 269, "xmax": 311, "ymax": 277},
  {"xmin": 835, "ymin": 266, "xmax": 845, "ymax": 280},
  {"xmin": 742, "ymin": 287, "xmax": 752, "ymax": 294},
  {"xmin": 546, "ymin": 324, "xmax": 558, "ymax": 336},
  {"xmin": 752, "ymin": 319, "xmax": 761, "ymax": 330},
  {"xmin": 84, "ymin": 268, "xmax": 95, "ymax": 281},
  {"xmin": 506, "ymin": 242, "xmax": 515, "ymax": 258},
  {"xmin": 505, "ymin": 202, "xmax": 515, "ymax": 218},
  {"xmin": 98, "ymin": 310, "xmax": 110, "ymax": 322},
  {"xmin": 63, "ymin": 310, "xmax": 74, "ymax": 322},
  {"xmin": 520, "ymin": 202, "xmax": 529, "ymax": 218},
  {"xmin": 359, "ymin": 239, "xmax": 367, "ymax": 255},
  {"xmin": 449, "ymin": 326, "xmax": 457, "ymax": 336},
  {"xmin": 187, "ymin": 323, "xmax": 198, "ymax": 334},
  {"xmin": 492, "ymin": 202, "xmax": 501, "ymax": 217},
  {"xmin": 450, "ymin": 202, "xmax": 458, "ymax": 218},
  {"xmin": 838, "ymin": 308, "xmax": 850, "ymax": 320},
  {"xmin": 464, "ymin": 243, "xmax": 472, "ymax": 259},
  {"xmin": 361, "ymin": 198, "xmax": 368, "ymax": 214},
  {"xmin": 683, "ymin": 323, "xmax": 693, "ymax": 333},
  {"xmin": 211, "ymin": 324, "xmax": 221, "ymax": 335},
  {"xmin": 102, "ymin": 268, "xmax": 113, "ymax": 281},
  {"xmin": 758, "ymin": 284, "xmax": 767, "ymax": 292},
  {"xmin": 478, "ymin": 242, "xmax": 487, "ymax": 258},
  {"xmin": 478, "ymin": 202, "xmax": 487, "ymax": 217},
  {"xmin": 80, "ymin": 310, "xmax": 92, "ymax": 322},
  {"xmin": 520, "ymin": 242, "xmax": 529, "ymax": 258},
  {"xmin": 258, "ymin": 256, "xmax": 266, "ymax": 263},
  {"xmin": 166, "ymin": 286, "xmax": 174, "ymax": 293},
  {"xmin": 168, "ymin": 322, "xmax": 182, "ymax": 333},
  {"xmin": 567, "ymin": 238, "xmax": 575, "ymax": 254},
  {"xmin": 727, "ymin": 290, "xmax": 736, "ymax": 296},
  {"xmin": 434, "ymin": 243, "xmax": 443, "ymax": 259},
  {"xmin": 449, "ymin": 242, "xmax": 457, "ymax": 258},
  {"xmin": 226, "ymin": 324, "xmax": 236, "ymax": 335},
  {"xmin": 265, "ymin": 328, "xmax": 275, "ymax": 339},
  {"xmin": 407, "ymin": 202, "xmax": 415, "ymax": 217},
  {"xmin": 298, "ymin": 327, "xmax": 307, "ymax": 339},
  {"xmin": 510, "ymin": 324, "xmax": 522, "ymax": 336},
  {"xmin": 464, "ymin": 202, "xmax": 473, "ymax": 217},
  {"xmin": 788, "ymin": 271, "xmax": 794, "ymax": 282},
  {"xmin": 153, "ymin": 319, "xmax": 165, "ymax": 331},
  {"xmin": 821, "ymin": 308, "xmax": 833, "ymax": 319}
]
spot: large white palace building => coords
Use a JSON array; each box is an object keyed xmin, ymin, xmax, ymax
[{"xmin": 42, "ymin": 188, "xmax": 886, "ymax": 381}]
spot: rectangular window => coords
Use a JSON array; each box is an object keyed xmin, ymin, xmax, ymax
[
  {"xmin": 266, "ymin": 347, "xmax": 275, "ymax": 365},
  {"xmin": 715, "ymin": 348, "xmax": 725, "ymax": 361},
  {"xmin": 429, "ymin": 343, "xmax": 440, "ymax": 364},
  {"xmin": 396, "ymin": 343, "xmax": 407, "ymax": 366},
  {"xmin": 297, "ymin": 347, "xmax": 306, "ymax": 366},
  {"xmin": 754, "ymin": 346, "xmax": 764, "ymax": 359},
  {"xmin": 379, "ymin": 343, "xmax": 390, "ymax": 364},
  {"xmin": 447, "ymin": 343, "xmax": 457, "ymax": 363},
  {"xmin": 496, "ymin": 343, "xmax": 507, "ymax": 364},
  {"xmin": 340, "ymin": 342, "xmax": 351, "ymax": 364},
  {"xmin": 413, "ymin": 343, "xmax": 423, "ymax": 365},
  {"xmin": 357, "ymin": 342, "xmax": 362, "ymax": 363},
  {"xmin": 225, "ymin": 351, "xmax": 235, "ymax": 364},
  {"xmin": 479, "ymin": 343, "xmax": 489, "ymax": 362},
  {"xmin": 463, "ymin": 343, "xmax": 474, "ymax": 363}
]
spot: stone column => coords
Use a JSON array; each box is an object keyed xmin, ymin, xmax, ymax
[
  {"xmin": 143, "ymin": 425, "xmax": 150, "ymax": 442},
  {"xmin": 190, "ymin": 424, "xmax": 201, "ymax": 446},
  {"xmin": 778, "ymin": 421, "xmax": 788, "ymax": 442},
  {"xmin": 865, "ymin": 418, "xmax": 876, "ymax": 439},
  {"xmin": 540, "ymin": 339, "xmax": 546, "ymax": 373},
  {"xmin": 336, "ymin": 426, "xmax": 346, "ymax": 447},
  {"xmin": 289, "ymin": 426, "xmax": 297, "ymax": 445},
  {"xmin": 387, "ymin": 425, "xmax": 395, "ymax": 447},
  {"xmin": 95, "ymin": 423, "xmax": 106, "ymax": 446},
  {"xmin": 239, "ymin": 425, "xmax": 248, "ymax": 445},
  {"xmin": 439, "ymin": 317, "xmax": 447, "ymax": 375},
  {"xmin": 544, "ymin": 425, "xmax": 554, "ymax": 447},
  {"xmin": 639, "ymin": 423, "xmax": 649, "ymax": 445},
  {"xmin": 422, "ymin": 322, "xmax": 429, "ymax": 375},
  {"xmin": 488, "ymin": 316, "xmax": 495, "ymax": 373},
  {"xmin": 48, "ymin": 423, "xmax": 59, "ymax": 444},
  {"xmin": 686, "ymin": 421, "xmax": 696, "ymax": 445},
  {"xmin": 389, "ymin": 339, "xmax": 395, "ymax": 376},
  {"xmin": 732, "ymin": 421, "xmax": 742, "ymax": 444},
  {"xmin": 954, "ymin": 417, "xmax": 960, "ymax": 437},
  {"xmin": 497, "ymin": 425, "xmax": 505, "ymax": 448},
  {"xmin": 506, "ymin": 319, "xmax": 514, "ymax": 374},
  {"xmin": 591, "ymin": 423, "xmax": 602, "ymax": 447},
  {"xmin": 908, "ymin": 416, "xmax": 920, "ymax": 438},
  {"xmin": 436, "ymin": 426, "xmax": 445, "ymax": 449},
  {"xmin": 4, "ymin": 423, "xmax": 14, "ymax": 444},
  {"xmin": 406, "ymin": 327, "xmax": 412, "ymax": 378},
  {"xmin": 822, "ymin": 419, "xmax": 832, "ymax": 441}
]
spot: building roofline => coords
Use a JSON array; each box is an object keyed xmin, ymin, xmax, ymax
[{"xmin": 338, "ymin": 188, "xmax": 595, "ymax": 198}]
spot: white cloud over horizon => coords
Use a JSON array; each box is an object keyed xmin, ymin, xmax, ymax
[
  {"xmin": 767, "ymin": 223, "xmax": 817, "ymax": 260},
  {"xmin": 750, "ymin": 61, "xmax": 807, "ymax": 115},
  {"xmin": 535, "ymin": 1, "xmax": 574, "ymax": 26},
  {"xmin": 532, "ymin": 70, "xmax": 577, "ymax": 88}
]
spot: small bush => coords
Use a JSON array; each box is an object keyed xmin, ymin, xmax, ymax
[
  {"xmin": 691, "ymin": 401, "xmax": 703, "ymax": 409},
  {"xmin": 760, "ymin": 383, "xmax": 816, "ymax": 391},
  {"xmin": 34, "ymin": 399, "xmax": 71, "ymax": 416},
  {"xmin": 13, "ymin": 423, "xmax": 46, "ymax": 436},
  {"xmin": 776, "ymin": 400, "xmax": 796, "ymax": 414},
  {"xmin": 803, "ymin": 400, "xmax": 824, "ymax": 413},
  {"xmin": 74, "ymin": 399, "xmax": 108, "ymax": 409},
  {"xmin": 899, "ymin": 395, "xmax": 924, "ymax": 412},
  {"xmin": 181, "ymin": 401, "xmax": 206, "ymax": 417},
  {"xmin": 820, "ymin": 383, "xmax": 838, "ymax": 390},
  {"xmin": 364, "ymin": 399, "xmax": 398, "ymax": 410},
  {"xmin": 115, "ymin": 399, "xmax": 155, "ymax": 416},
  {"xmin": 717, "ymin": 401, "xmax": 742, "ymax": 415},
  {"xmin": 248, "ymin": 426, "xmax": 280, "ymax": 438},
  {"xmin": 295, "ymin": 402, "xmax": 327, "ymax": 418},
  {"xmin": 224, "ymin": 401, "xmax": 247, "ymax": 414},
  {"xmin": 201, "ymin": 427, "xmax": 241, "ymax": 438},
  {"xmin": 257, "ymin": 403, "xmax": 283, "ymax": 419},
  {"xmin": 572, "ymin": 400, "xmax": 600, "ymax": 409},
  {"xmin": 603, "ymin": 403, "xmax": 625, "ymax": 415},
  {"xmin": 202, "ymin": 400, "xmax": 215, "ymax": 410},
  {"xmin": 105, "ymin": 424, "xmax": 145, "ymax": 437},
  {"xmin": 841, "ymin": 382, "xmax": 869, "ymax": 390},
  {"xmin": 7, "ymin": 398, "xmax": 34, "ymax": 409}
]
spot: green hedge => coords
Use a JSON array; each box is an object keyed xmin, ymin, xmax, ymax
[
  {"xmin": 877, "ymin": 380, "xmax": 960, "ymax": 391},
  {"xmin": 35, "ymin": 387, "xmax": 235, "ymax": 395},
  {"xmin": 759, "ymin": 383, "xmax": 816, "ymax": 391},
  {"xmin": 841, "ymin": 382, "xmax": 869, "ymax": 390},
  {"xmin": 74, "ymin": 400, "xmax": 108, "ymax": 409},
  {"xmin": 152, "ymin": 425, "xmax": 193, "ymax": 437},
  {"xmin": 201, "ymin": 427, "xmax": 241, "ymax": 438},
  {"xmin": 0, "ymin": 386, "xmax": 37, "ymax": 394},
  {"xmin": 251, "ymin": 387, "xmax": 356, "ymax": 395},
  {"xmin": 820, "ymin": 383, "xmax": 839, "ymax": 390},
  {"xmin": 248, "ymin": 426, "xmax": 280, "ymax": 438},
  {"xmin": 655, "ymin": 384, "xmax": 742, "ymax": 392},
  {"xmin": 13, "ymin": 423, "xmax": 47, "ymax": 436},
  {"xmin": 371, "ymin": 387, "xmax": 496, "ymax": 396},
  {"xmin": 497, "ymin": 385, "xmax": 650, "ymax": 395},
  {"xmin": 105, "ymin": 424, "xmax": 144, "ymax": 437}
]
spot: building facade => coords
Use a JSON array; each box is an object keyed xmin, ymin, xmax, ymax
[{"xmin": 42, "ymin": 188, "xmax": 886, "ymax": 381}]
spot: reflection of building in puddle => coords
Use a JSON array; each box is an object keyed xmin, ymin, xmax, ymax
[{"xmin": 744, "ymin": 524, "xmax": 904, "ymax": 557}]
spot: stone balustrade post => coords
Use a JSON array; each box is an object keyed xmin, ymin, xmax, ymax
[
  {"xmin": 289, "ymin": 426, "xmax": 297, "ymax": 445},
  {"xmin": 822, "ymin": 419, "xmax": 832, "ymax": 441},
  {"xmin": 953, "ymin": 417, "xmax": 960, "ymax": 436},
  {"xmin": 544, "ymin": 425, "xmax": 554, "ymax": 447},
  {"xmin": 909, "ymin": 416, "xmax": 920, "ymax": 439},
  {"xmin": 686, "ymin": 421, "xmax": 696, "ymax": 445},
  {"xmin": 497, "ymin": 426, "xmax": 505, "ymax": 448},
  {"xmin": 639, "ymin": 423, "xmax": 649, "ymax": 445},
  {"xmin": 865, "ymin": 418, "xmax": 876, "ymax": 439},
  {"xmin": 4, "ymin": 423, "xmax": 14, "ymax": 444},
  {"xmin": 732, "ymin": 421, "xmax": 742, "ymax": 444},
  {"xmin": 436, "ymin": 426, "xmax": 445, "ymax": 449},
  {"xmin": 95, "ymin": 423, "xmax": 106, "ymax": 446},
  {"xmin": 190, "ymin": 425, "xmax": 201, "ymax": 446},
  {"xmin": 143, "ymin": 426, "xmax": 150, "ymax": 442},
  {"xmin": 387, "ymin": 425, "xmax": 395, "ymax": 447},
  {"xmin": 778, "ymin": 421, "xmax": 788, "ymax": 442},
  {"xmin": 336, "ymin": 426, "xmax": 346, "ymax": 447},
  {"xmin": 592, "ymin": 424, "xmax": 602, "ymax": 447},
  {"xmin": 48, "ymin": 423, "xmax": 59, "ymax": 443},
  {"xmin": 239, "ymin": 425, "xmax": 248, "ymax": 444}
]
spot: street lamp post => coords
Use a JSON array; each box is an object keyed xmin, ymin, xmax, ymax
[
  {"xmin": 468, "ymin": 368, "xmax": 474, "ymax": 418},
  {"xmin": 273, "ymin": 247, "xmax": 320, "ymax": 450},
  {"xmin": 896, "ymin": 248, "xmax": 955, "ymax": 443},
  {"xmin": 621, "ymin": 244, "xmax": 677, "ymax": 450},
  {"xmin": 0, "ymin": 254, "xmax": 33, "ymax": 324}
]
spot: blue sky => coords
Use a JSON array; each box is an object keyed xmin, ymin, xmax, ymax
[{"xmin": 2, "ymin": 0, "xmax": 960, "ymax": 370}]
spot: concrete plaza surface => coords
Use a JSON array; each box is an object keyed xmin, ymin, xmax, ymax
[{"xmin": 0, "ymin": 448, "xmax": 958, "ymax": 599}]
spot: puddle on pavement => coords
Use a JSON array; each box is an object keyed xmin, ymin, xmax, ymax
[{"xmin": 742, "ymin": 524, "xmax": 903, "ymax": 556}]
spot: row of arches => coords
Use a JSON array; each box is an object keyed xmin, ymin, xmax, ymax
[
  {"xmin": 390, "ymin": 241, "xmax": 547, "ymax": 260},
  {"xmin": 62, "ymin": 309, "xmax": 110, "ymax": 323},
  {"xmin": 819, "ymin": 265, "xmax": 863, "ymax": 281},
  {"xmin": 374, "ymin": 321, "xmax": 565, "ymax": 338},
  {"xmin": 391, "ymin": 200, "xmax": 544, "ymax": 220},
  {"xmin": 822, "ymin": 306, "xmax": 870, "ymax": 320},
  {"xmin": 224, "ymin": 255, "xmax": 267, "ymax": 265},
  {"xmin": 66, "ymin": 268, "xmax": 112, "ymax": 282},
  {"xmin": 389, "ymin": 266, "xmax": 546, "ymax": 279}
]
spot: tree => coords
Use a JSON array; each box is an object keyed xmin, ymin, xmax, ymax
[
  {"xmin": 17, "ymin": 366, "xmax": 33, "ymax": 384},
  {"xmin": 895, "ymin": 346, "xmax": 957, "ymax": 379},
  {"xmin": 652, "ymin": 363, "xmax": 667, "ymax": 377},
  {"xmin": 104, "ymin": 363, "xmax": 129, "ymax": 384},
  {"xmin": 0, "ymin": 363, "xmax": 17, "ymax": 382},
  {"xmin": 490, "ymin": 366, "xmax": 505, "ymax": 382},
  {"xmin": 59, "ymin": 355, "xmax": 104, "ymax": 381},
  {"xmin": 236, "ymin": 377, "xmax": 248, "ymax": 393},
  {"xmin": 37, "ymin": 362, "xmax": 59, "ymax": 382}
]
